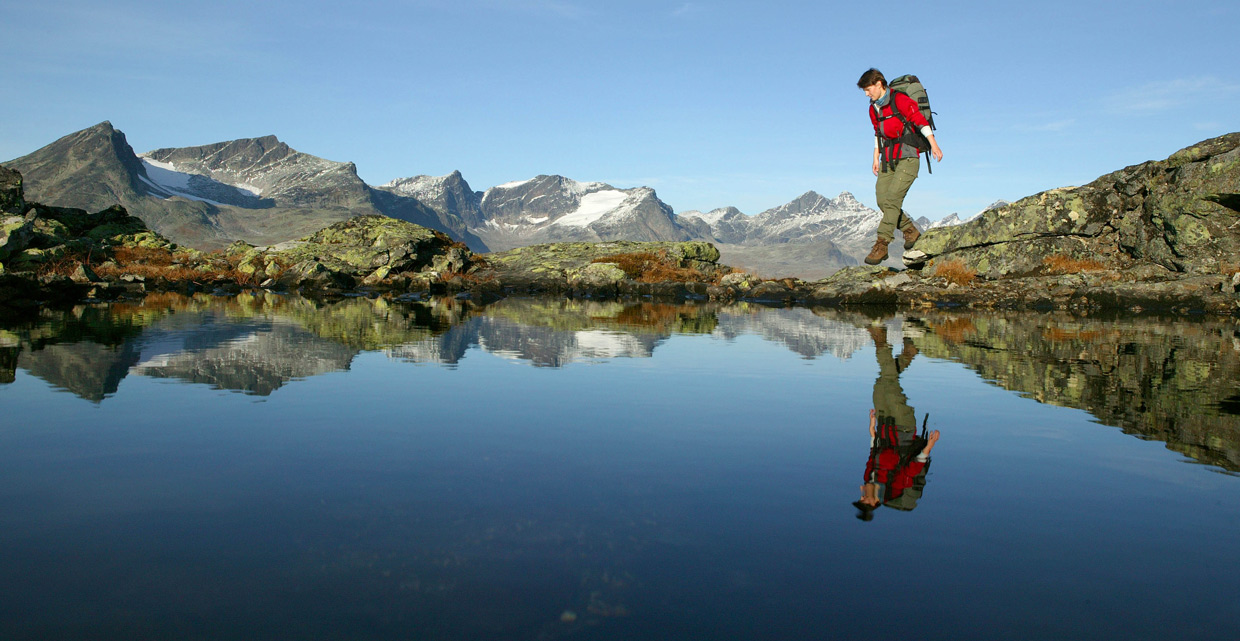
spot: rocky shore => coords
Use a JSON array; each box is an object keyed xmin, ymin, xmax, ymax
[{"xmin": 3, "ymin": 133, "xmax": 1238, "ymax": 316}]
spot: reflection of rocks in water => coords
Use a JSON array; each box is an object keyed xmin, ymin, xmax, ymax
[
  {"xmin": 916, "ymin": 312, "xmax": 1240, "ymax": 472},
  {"xmin": 0, "ymin": 337, "xmax": 17, "ymax": 384},
  {"xmin": 713, "ymin": 306, "xmax": 874, "ymax": 360},
  {"xmin": 134, "ymin": 318, "xmax": 358, "ymax": 395}
]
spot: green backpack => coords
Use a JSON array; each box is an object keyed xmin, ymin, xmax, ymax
[
  {"xmin": 886, "ymin": 74, "xmax": 938, "ymax": 172},
  {"xmin": 888, "ymin": 74, "xmax": 936, "ymax": 131}
]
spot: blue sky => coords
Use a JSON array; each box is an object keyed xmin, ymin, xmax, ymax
[{"xmin": 2, "ymin": 0, "xmax": 1237, "ymax": 220}]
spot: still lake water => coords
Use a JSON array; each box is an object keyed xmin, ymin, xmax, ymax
[{"xmin": 1, "ymin": 293, "xmax": 1238, "ymax": 640}]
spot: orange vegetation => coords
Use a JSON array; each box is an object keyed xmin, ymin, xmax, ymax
[
  {"xmin": 591, "ymin": 251, "xmax": 708, "ymax": 283},
  {"xmin": 933, "ymin": 259, "xmax": 977, "ymax": 286}
]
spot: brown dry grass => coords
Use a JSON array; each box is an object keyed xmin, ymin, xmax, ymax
[
  {"xmin": 92, "ymin": 246, "xmax": 261, "ymax": 285},
  {"xmin": 933, "ymin": 259, "xmax": 977, "ymax": 286},
  {"xmin": 591, "ymin": 251, "xmax": 707, "ymax": 283},
  {"xmin": 34, "ymin": 249, "xmax": 95, "ymax": 279},
  {"xmin": 1043, "ymin": 254, "xmax": 1107, "ymax": 274}
]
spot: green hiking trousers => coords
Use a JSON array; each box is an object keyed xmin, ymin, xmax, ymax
[{"xmin": 875, "ymin": 156, "xmax": 919, "ymax": 241}]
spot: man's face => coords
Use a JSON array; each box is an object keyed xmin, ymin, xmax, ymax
[
  {"xmin": 862, "ymin": 82, "xmax": 885, "ymax": 101},
  {"xmin": 859, "ymin": 483, "xmax": 880, "ymax": 506}
]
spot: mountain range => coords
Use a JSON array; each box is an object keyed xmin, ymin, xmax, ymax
[{"xmin": 3, "ymin": 121, "xmax": 990, "ymax": 277}]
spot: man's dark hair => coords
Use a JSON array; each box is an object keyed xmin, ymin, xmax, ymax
[
  {"xmin": 852, "ymin": 500, "xmax": 877, "ymax": 521},
  {"xmin": 857, "ymin": 68, "xmax": 887, "ymax": 89}
]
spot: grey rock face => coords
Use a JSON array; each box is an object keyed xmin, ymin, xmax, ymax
[{"xmin": 379, "ymin": 171, "xmax": 487, "ymax": 229}]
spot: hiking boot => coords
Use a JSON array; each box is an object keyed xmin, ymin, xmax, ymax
[
  {"xmin": 864, "ymin": 238, "xmax": 890, "ymax": 265},
  {"xmin": 900, "ymin": 220, "xmax": 921, "ymax": 249}
]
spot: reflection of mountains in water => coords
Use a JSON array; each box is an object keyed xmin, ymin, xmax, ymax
[
  {"xmin": 387, "ymin": 317, "xmax": 664, "ymax": 367},
  {"xmin": 132, "ymin": 317, "xmax": 358, "ymax": 395},
  {"xmin": 713, "ymin": 307, "xmax": 875, "ymax": 360},
  {"xmin": 1, "ymin": 296, "xmax": 889, "ymax": 399},
  {"xmin": 914, "ymin": 312, "xmax": 1240, "ymax": 473}
]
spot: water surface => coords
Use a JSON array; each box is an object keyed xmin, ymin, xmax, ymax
[{"xmin": 2, "ymin": 294, "xmax": 1238, "ymax": 640}]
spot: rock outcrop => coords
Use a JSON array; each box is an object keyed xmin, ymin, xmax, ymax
[
  {"xmin": 905, "ymin": 133, "xmax": 1240, "ymax": 278},
  {"xmin": 241, "ymin": 215, "xmax": 472, "ymax": 291},
  {"xmin": 477, "ymin": 240, "xmax": 732, "ymax": 299}
]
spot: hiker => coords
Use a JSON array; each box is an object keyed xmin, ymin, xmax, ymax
[
  {"xmin": 857, "ymin": 68, "xmax": 943, "ymax": 265},
  {"xmin": 853, "ymin": 324, "xmax": 941, "ymax": 520}
]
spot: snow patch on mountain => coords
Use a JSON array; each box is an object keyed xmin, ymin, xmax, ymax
[
  {"xmin": 555, "ymin": 189, "xmax": 630, "ymax": 227},
  {"xmin": 137, "ymin": 157, "xmax": 263, "ymax": 206},
  {"xmin": 494, "ymin": 178, "xmax": 535, "ymax": 190}
]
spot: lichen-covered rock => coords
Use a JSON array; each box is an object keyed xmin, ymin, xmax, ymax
[
  {"xmin": 1, "ymin": 216, "xmax": 33, "ymax": 262},
  {"xmin": 908, "ymin": 132, "xmax": 1240, "ymax": 279},
  {"xmin": 744, "ymin": 280, "xmax": 796, "ymax": 304},
  {"xmin": 270, "ymin": 215, "xmax": 466, "ymax": 285},
  {"xmin": 479, "ymin": 240, "xmax": 728, "ymax": 295},
  {"xmin": 0, "ymin": 166, "xmax": 23, "ymax": 215},
  {"xmin": 720, "ymin": 272, "xmax": 758, "ymax": 290},
  {"xmin": 568, "ymin": 262, "xmax": 626, "ymax": 290}
]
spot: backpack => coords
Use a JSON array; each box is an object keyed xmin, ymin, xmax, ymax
[
  {"xmin": 888, "ymin": 74, "xmax": 936, "ymax": 131},
  {"xmin": 879, "ymin": 74, "xmax": 938, "ymax": 173}
]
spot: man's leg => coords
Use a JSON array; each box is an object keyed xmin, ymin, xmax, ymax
[
  {"xmin": 875, "ymin": 157, "xmax": 920, "ymax": 240},
  {"xmin": 869, "ymin": 157, "xmax": 920, "ymax": 264},
  {"xmin": 870, "ymin": 326, "xmax": 918, "ymax": 430}
]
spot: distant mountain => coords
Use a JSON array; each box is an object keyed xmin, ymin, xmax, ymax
[
  {"xmin": 377, "ymin": 170, "xmax": 487, "ymax": 229},
  {"xmin": 4, "ymin": 122, "xmax": 484, "ymax": 250},
  {"xmin": 677, "ymin": 191, "xmax": 873, "ymax": 275},
  {"xmin": 466, "ymin": 175, "xmax": 692, "ymax": 251},
  {"xmin": 928, "ymin": 213, "xmax": 961, "ymax": 229},
  {"xmin": 927, "ymin": 200, "xmax": 1012, "ymax": 230}
]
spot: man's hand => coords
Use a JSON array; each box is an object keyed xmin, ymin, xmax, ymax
[{"xmin": 927, "ymin": 134, "xmax": 944, "ymax": 162}]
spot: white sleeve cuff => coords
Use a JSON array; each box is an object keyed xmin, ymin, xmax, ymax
[
  {"xmin": 916, "ymin": 453, "xmax": 930, "ymax": 462},
  {"xmin": 920, "ymin": 126, "xmax": 933, "ymax": 139}
]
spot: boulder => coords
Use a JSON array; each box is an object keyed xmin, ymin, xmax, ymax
[
  {"xmin": 907, "ymin": 132, "xmax": 1240, "ymax": 279},
  {"xmin": 270, "ymin": 215, "xmax": 467, "ymax": 283},
  {"xmin": 567, "ymin": 262, "xmax": 626, "ymax": 297},
  {"xmin": 1, "ymin": 216, "xmax": 33, "ymax": 262},
  {"xmin": 0, "ymin": 166, "xmax": 23, "ymax": 215}
]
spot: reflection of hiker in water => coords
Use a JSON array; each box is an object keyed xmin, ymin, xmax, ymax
[{"xmin": 854, "ymin": 325, "xmax": 941, "ymax": 521}]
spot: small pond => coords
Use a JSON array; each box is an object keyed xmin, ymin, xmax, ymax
[{"xmin": 1, "ymin": 293, "xmax": 1238, "ymax": 640}]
